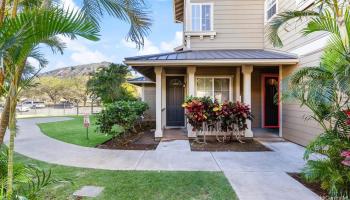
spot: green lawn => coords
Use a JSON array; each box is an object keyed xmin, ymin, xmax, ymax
[
  {"xmin": 15, "ymin": 154, "xmax": 237, "ymax": 200},
  {"xmin": 38, "ymin": 116, "xmax": 116, "ymax": 147}
]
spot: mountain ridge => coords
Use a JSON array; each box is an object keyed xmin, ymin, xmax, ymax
[{"xmin": 40, "ymin": 62, "xmax": 111, "ymax": 77}]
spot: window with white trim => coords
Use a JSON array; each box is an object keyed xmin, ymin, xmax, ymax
[
  {"xmin": 265, "ymin": 0, "xmax": 277, "ymax": 21},
  {"xmin": 196, "ymin": 77, "xmax": 230, "ymax": 103},
  {"xmin": 190, "ymin": 3, "xmax": 213, "ymax": 32}
]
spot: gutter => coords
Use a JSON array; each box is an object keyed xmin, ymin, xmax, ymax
[{"xmin": 124, "ymin": 59, "xmax": 299, "ymax": 66}]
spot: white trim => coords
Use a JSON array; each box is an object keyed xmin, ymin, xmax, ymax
[
  {"xmin": 296, "ymin": 0, "xmax": 315, "ymax": 11},
  {"xmin": 195, "ymin": 76, "xmax": 233, "ymax": 102},
  {"xmin": 187, "ymin": 2, "xmax": 214, "ymax": 32},
  {"xmin": 125, "ymin": 59, "xmax": 299, "ymax": 66},
  {"xmin": 265, "ymin": 0, "xmax": 278, "ymax": 24},
  {"xmin": 235, "ymin": 67, "xmax": 241, "ymax": 102},
  {"xmin": 279, "ymin": 65, "xmax": 283, "ymax": 137},
  {"xmin": 290, "ymin": 35, "xmax": 329, "ymax": 56}
]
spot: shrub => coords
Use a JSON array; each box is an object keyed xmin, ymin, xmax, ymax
[
  {"xmin": 182, "ymin": 97, "xmax": 252, "ymax": 132},
  {"xmin": 95, "ymin": 100, "xmax": 149, "ymax": 136},
  {"xmin": 302, "ymin": 131, "xmax": 350, "ymax": 197},
  {"xmin": 0, "ymin": 147, "xmax": 54, "ymax": 199}
]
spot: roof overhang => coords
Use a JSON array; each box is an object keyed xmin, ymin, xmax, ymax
[
  {"xmin": 125, "ymin": 59, "xmax": 299, "ymax": 67},
  {"xmin": 173, "ymin": 0, "xmax": 184, "ymax": 23}
]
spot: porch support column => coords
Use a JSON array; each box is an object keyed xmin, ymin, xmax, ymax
[
  {"xmin": 155, "ymin": 66, "xmax": 163, "ymax": 138},
  {"xmin": 242, "ymin": 65, "xmax": 253, "ymax": 138},
  {"xmin": 235, "ymin": 67, "xmax": 241, "ymax": 102},
  {"xmin": 279, "ymin": 65, "xmax": 283, "ymax": 137},
  {"xmin": 187, "ymin": 66, "xmax": 196, "ymax": 137}
]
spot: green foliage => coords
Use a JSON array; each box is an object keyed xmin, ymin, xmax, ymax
[
  {"xmin": 80, "ymin": 0, "xmax": 151, "ymax": 48},
  {"xmin": 87, "ymin": 64, "xmax": 137, "ymax": 104},
  {"xmin": 267, "ymin": 0, "xmax": 349, "ymax": 48},
  {"xmin": 283, "ymin": 39, "xmax": 350, "ymax": 197},
  {"xmin": 96, "ymin": 100, "xmax": 148, "ymax": 136},
  {"xmin": 182, "ymin": 96, "xmax": 253, "ymax": 131},
  {"xmin": 0, "ymin": 147, "xmax": 54, "ymax": 200}
]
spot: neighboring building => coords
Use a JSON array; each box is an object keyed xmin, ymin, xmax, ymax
[{"xmin": 125, "ymin": 0, "xmax": 324, "ymax": 146}]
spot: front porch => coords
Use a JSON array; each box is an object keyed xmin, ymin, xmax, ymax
[
  {"xmin": 124, "ymin": 49, "xmax": 299, "ymax": 140},
  {"xmin": 153, "ymin": 65, "xmax": 282, "ymax": 139}
]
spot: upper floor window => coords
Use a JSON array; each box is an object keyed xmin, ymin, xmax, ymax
[
  {"xmin": 191, "ymin": 3, "xmax": 213, "ymax": 32},
  {"xmin": 265, "ymin": 0, "xmax": 277, "ymax": 22}
]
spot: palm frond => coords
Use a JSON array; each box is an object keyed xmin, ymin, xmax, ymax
[
  {"xmin": 267, "ymin": 10, "xmax": 319, "ymax": 47},
  {"xmin": 82, "ymin": 0, "xmax": 151, "ymax": 48},
  {"xmin": 41, "ymin": 36, "xmax": 66, "ymax": 55}
]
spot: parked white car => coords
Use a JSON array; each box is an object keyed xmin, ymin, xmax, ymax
[
  {"xmin": 16, "ymin": 105, "xmax": 30, "ymax": 112},
  {"xmin": 22, "ymin": 101, "xmax": 46, "ymax": 108}
]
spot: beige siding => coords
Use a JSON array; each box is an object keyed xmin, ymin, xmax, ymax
[
  {"xmin": 280, "ymin": 53, "xmax": 324, "ymax": 146},
  {"xmin": 263, "ymin": 0, "xmax": 326, "ymax": 146},
  {"xmin": 188, "ymin": 0, "xmax": 265, "ymax": 50},
  {"xmin": 143, "ymin": 85, "xmax": 156, "ymax": 120}
]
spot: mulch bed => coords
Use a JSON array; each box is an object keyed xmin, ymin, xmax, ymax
[
  {"xmin": 288, "ymin": 173, "xmax": 328, "ymax": 198},
  {"xmin": 97, "ymin": 130, "xmax": 159, "ymax": 150},
  {"xmin": 190, "ymin": 139, "xmax": 272, "ymax": 152},
  {"xmin": 97, "ymin": 121, "xmax": 159, "ymax": 150}
]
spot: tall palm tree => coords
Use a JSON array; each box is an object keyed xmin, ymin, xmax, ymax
[
  {"xmin": 0, "ymin": 0, "xmax": 152, "ymax": 144},
  {"xmin": 267, "ymin": 0, "xmax": 348, "ymax": 48},
  {"xmin": 0, "ymin": 7, "xmax": 100, "ymax": 198}
]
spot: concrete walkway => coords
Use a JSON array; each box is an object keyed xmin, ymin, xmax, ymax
[{"xmin": 5, "ymin": 117, "xmax": 320, "ymax": 200}]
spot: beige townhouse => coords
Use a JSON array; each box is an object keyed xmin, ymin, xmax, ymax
[{"xmin": 125, "ymin": 0, "xmax": 325, "ymax": 146}]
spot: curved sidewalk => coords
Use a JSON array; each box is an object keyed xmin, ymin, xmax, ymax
[{"xmin": 5, "ymin": 117, "xmax": 320, "ymax": 200}]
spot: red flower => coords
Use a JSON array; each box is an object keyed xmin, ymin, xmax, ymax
[
  {"xmin": 342, "ymin": 160, "xmax": 350, "ymax": 167},
  {"xmin": 341, "ymin": 150, "xmax": 350, "ymax": 158}
]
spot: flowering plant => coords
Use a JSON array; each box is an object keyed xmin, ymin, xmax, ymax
[
  {"xmin": 182, "ymin": 97, "xmax": 208, "ymax": 131},
  {"xmin": 234, "ymin": 101, "xmax": 253, "ymax": 131},
  {"xmin": 183, "ymin": 97, "xmax": 253, "ymax": 132},
  {"xmin": 341, "ymin": 150, "xmax": 350, "ymax": 167}
]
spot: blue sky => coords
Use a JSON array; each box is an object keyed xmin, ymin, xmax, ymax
[{"xmin": 40, "ymin": 0, "xmax": 182, "ymax": 72}]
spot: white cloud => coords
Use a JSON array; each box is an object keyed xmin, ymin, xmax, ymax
[
  {"xmin": 160, "ymin": 31, "xmax": 183, "ymax": 51},
  {"xmin": 58, "ymin": 35, "xmax": 111, "ymax": 65},
  {"xmin": 121, "ymin": 31, "xmax": 183, "ymax": 55},
  {"xmin": 121, "ymin": 38, "xmax": 161, "ymax": 55},
  {"xmin": 60, "ymin": 0, "xmax": 79, "ymax": 11}
]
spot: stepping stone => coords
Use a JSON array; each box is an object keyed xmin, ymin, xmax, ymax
[
  {"xmin": 156, "ymin": 140, "xmax": 191, "ymax": 151},
  {"xmin": 73, "ymin": 186, "xmax": 104, "ymax": 198}
]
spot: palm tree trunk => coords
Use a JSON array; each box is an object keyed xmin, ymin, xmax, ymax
[
  {"xmin": 6, "ymin": 82, "xmax": 18, "ymax": 199},
  {"xmin": 0, "ymin": 97, "xmax": 10, "ymax": 144},
  {"xmin": 0, "ymin": 0, "xmax": 6, "ymax": 26},
  {"xmin": 40, "ymin": 0, "xmax": 51, "ymax": 9},
  {"xmin": 11, "ymin": 0, "xmax": 19, "ymax": 18}
]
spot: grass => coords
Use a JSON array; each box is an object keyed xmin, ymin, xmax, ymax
[
  {"xmin": 15, "ymin": 153, "xmax": 237, "ymax": 200},
  {"xmin": 37, "ymin": 115, "xmax": 118, "ymax": 147}
]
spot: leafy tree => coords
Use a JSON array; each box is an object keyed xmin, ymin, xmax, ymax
[
  {"xmin": 268, "ymin": 2, "xmax": 350, "ymax": 197},
  {"xmin": 0, "ymin": 0, "xmax": 151, "ymax": 198},
  {"xmin": 0, "ymin": 8, "xmax": 100, "ymax": 198},
  {"xmin": 87, "ymin": 63, "xmax": 136, "ymax": 104}
]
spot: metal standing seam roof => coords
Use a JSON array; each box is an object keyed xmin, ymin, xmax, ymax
[
  {"xmin": 127, "ymin": 76, "xmax": 155, "ymax": 84},
  {"xmin": 124, "ymin": 49, "xmax": 298, "ymax": 61}
]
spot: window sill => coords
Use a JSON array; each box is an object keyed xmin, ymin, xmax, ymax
[{"xmin": 184, "ymin": 31, "xmax": 217, "ymax": 39}]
